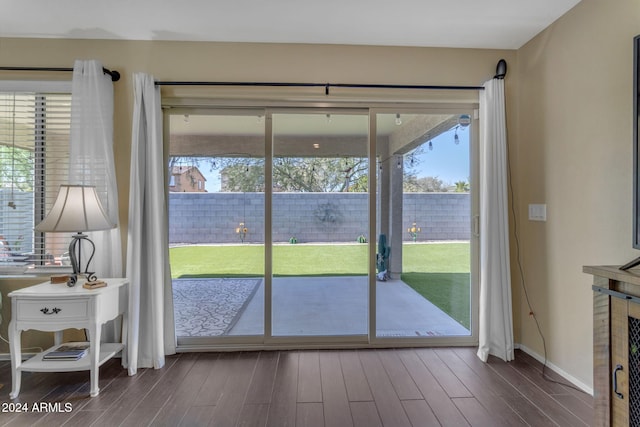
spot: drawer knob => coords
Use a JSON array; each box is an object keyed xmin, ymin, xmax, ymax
[{"xmin": 40, "ymin": 307, "xmax": 62, "ymax": 315}]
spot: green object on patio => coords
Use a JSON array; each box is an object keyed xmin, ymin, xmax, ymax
[{"xmin": 376, "ymin": 234, "xmax": 390, "ymax": 273}]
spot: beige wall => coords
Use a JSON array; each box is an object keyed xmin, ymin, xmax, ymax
[
  {"xmin": 3, "ymin": 1, "xmax": 634, "ymax": 390},
  {"xmin": 3, "ymin": 2, "xmax": 635, "ymax": 389},
  {"xmin": 0, "ymin": 38, "xmax": 516, "ymax": 353},
  {"xmin": 0, "ymin": 37, "xmax": 515, "ymax": 247},
  {"xmin": 515, "ymin": 0, "xmax": 640, "ymax": 388}
]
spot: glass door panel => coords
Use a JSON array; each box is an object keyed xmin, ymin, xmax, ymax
[
  {"xmin": 168, "ymin": 111, "xmax": 265, "ymax": 341},
  {"xmin": 271, "ymin": 112, "xmax": 369, "ymax": 337},
  {"xmin": 375, "ymin": 112, "xmax": 472, "ymax": 338}
]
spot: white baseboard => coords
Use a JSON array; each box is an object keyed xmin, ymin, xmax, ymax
[{"xmin": 516, "ymin": 343, "xmax": 593, "ymax": 396}]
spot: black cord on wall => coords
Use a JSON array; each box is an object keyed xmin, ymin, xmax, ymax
[{"xmin": 504, "ymin": 107, "xmax": 585, "ymax": 393}]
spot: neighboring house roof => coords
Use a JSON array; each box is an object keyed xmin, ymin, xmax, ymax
[{"xmin": 171, "ymin": 166, "xmax": 206, "ymax": 180}]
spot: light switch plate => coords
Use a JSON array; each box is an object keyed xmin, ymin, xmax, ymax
[{"xmin": 528, "ymin": 204, "xmax": 547, "ymax": 221}]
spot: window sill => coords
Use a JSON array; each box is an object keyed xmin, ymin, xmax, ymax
[{"xmin": 0, "ymin": 266, "xmax": 73, "ymax": 278}]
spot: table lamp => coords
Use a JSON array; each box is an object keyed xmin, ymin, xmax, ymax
[{"xmin": 35, "ymin": 185, "xmax": 115, "ymax": 286}]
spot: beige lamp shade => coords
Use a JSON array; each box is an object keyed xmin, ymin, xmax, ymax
[{"xmin": 35, "ymin": 185, "xmax": 115, "ymax": 233}]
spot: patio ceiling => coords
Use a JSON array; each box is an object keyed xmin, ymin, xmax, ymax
[{"xmin": 169, "ymin": 113, "xmax": 459, "ymax": 158}]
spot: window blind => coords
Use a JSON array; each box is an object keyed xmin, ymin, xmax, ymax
[{"xmin": 0, "ymin": 90, "xmax": 72, "ymax": 273}]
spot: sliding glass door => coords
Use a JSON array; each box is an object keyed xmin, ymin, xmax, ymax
[
  {"xmin": 270, "ymin": 111, "xmax": 370, "ymax": 338},
  {"xmin": 167, "ymin": 110, "xmax": 265, "ymax": 344},
  {"xmin": 374, "ymin": 112, "xmax": 475, "ymax": 340},
  {"xmin": 166, "ymin": 104, "xmax": 478, "ymax": 348}
]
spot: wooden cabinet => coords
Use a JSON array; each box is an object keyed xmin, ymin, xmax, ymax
[
  {"xmin": 585, "ymin": 266, "xmax": 640, "ymax": 426},
  {"xmin": 610, "ymin": 296, "xmax": 640, "ymax": 425}
]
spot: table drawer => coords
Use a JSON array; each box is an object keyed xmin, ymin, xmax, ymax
[{"xmin": 16, "ymin": 299, "xmax": 89, "ymax": 321}]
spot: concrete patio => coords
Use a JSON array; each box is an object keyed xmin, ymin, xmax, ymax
[{"xmin": 173, "ymin": 276, "xmax": 470, "ymax": 338}]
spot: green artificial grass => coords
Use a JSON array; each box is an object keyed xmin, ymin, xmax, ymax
[
  {"xmin": 169, "ymin": 242, "xmax": 471, "ymax": 328},
  {"xmin": 169, "ymin": 244, "xmax": 368, "ymax": 278},
  {"xmin": 170, "ymin": 245, "xmax": 264, "ymax": 278},
  {"xmin": 400, "ymin": 272, "xmax": 470, "ymax": 329},
  {"xmin": 401, "ymin": 242, "xmax": 471, "ymax": 329},
  {"xmin": 273, "ymin": 244, "xmax": 368, "ymax": 276}
]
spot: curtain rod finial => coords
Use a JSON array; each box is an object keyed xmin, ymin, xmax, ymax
[
  {"xmin": 494, "ymin": 59, "xmax": 507, "ymax": 79},
  {"xmin": 109, "ymin": 70, "xmax": 121, "ymax": 82}
]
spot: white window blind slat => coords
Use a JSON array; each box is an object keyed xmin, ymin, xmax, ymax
[{"xmin": 0, "ymin": 90, "xmax": 72, "ymax": 273}]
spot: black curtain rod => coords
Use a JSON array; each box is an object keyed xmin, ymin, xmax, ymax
[
  {"xmin": 0, "ymin": 60, "xmax": 506, "ymax": 88},
  {"xmin": 0, "ymin": 66, "xmax": 121, "ymax": 82},
  {"xmin": 154, "ymin": 59, "xmax": 507, "ymax": 93},
  {"xmin": 154, "ymin": 80, "xmax": 484, "ymax": 95}
]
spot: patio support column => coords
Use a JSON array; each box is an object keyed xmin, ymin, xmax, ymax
[
  {"xmin": 389, "ymin": 154, "xmax": 403, "ymax": 279},
  {"xmin": 378, "ymin": 138, "xmax": 390, "ymax": 243}
]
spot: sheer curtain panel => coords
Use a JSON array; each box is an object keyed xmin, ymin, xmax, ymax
[
  {"xmin": 477, "ymin": 77, "xmax": 514, "ymax": 363},
  {"xmin": 69, "ymin": 60, "xmax": 122, "ymax": 278},
  {"xmin": 126, "ymin": 73, "xmax": 176, "ymax": 375}
]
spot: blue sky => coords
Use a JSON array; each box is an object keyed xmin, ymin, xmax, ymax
[
  {"xmin": 408, "ymin": 125, "xmax": 470, "ymax": 185},
  {"xmin": 199, "ymin": 125, "xmax": 470, "ymax": 192},
  {"xmin": 202, "ymin": 164, "xmax": 222, "ymax": 192}
]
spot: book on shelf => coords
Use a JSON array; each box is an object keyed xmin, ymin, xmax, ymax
[{"xmin": 42, "ymin": 343, "xmax": 89, "ymax": 361}]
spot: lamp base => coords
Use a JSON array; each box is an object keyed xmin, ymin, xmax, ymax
[
  {"xmin": 68, "ymin": 232, "xmax": 97, "ymax": 287},
  {"xmin": 67, "ymin": 272, "xmax": 98, "ymax": 287}
]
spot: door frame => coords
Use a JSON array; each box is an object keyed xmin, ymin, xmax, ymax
[{"xmin": 164, "ymin": 99, "xmax": 479, "ymax": 351}]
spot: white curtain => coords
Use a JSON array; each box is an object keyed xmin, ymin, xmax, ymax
[
  {"xmin": 477, "ymin": 77, "xmax": 514, "ymax": 363},
  {"xmin": 126, "ymin": 73, "xmax": 176, "ymax": 375},
  {"xmin": 69, "ymin": 60, "xmax": 122, "ymax": 278}
]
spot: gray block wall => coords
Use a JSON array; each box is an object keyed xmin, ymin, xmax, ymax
[
  {"xmin": 169, "ymin": 192, "xmax": 470, "ymax": 244},
  {"xmin": 403, "ymin": 193, "xmax": 470, "ymax": 241}
]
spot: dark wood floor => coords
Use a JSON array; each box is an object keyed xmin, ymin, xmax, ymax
[{"xmin": 0, "ymin": 348, "xmax": 592, "ymax": 426}]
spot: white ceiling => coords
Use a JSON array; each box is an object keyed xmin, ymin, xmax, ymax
[{"xmin": 2, "ymin": 0, "xmax": 582, "ymax": 49}]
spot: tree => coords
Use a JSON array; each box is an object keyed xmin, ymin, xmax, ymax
[
  {"xmin": 402, "ymin": 147, "xmax": 449, "ymax": 192},
  {"xmin": 270, "ymin": 157, "xmax": 369, "ymax": 192},
  {"xmin": 169, "ymin": 154, "xmax": 427, "ymax": 193},
  {"xmin": 221, "ymin": 163, "xmax": 265, "ymax": 192},
  {"xmin": 403, "ymin": 175, "xmax": 448, "ymax": 192},
  {"xmin": 454, "ymin": 180, "xmax": 470, "ymax": 192},
  {"xmin": 0, "ymin": 145, "xmax": 34, "ymax": 192},
  {"xmin": 170, "ymin": 156, "xmax": 371, "ymax": 193},
  {"xmin": 402, "ymin": 174, "xmax": 421, "ymax": 192}
]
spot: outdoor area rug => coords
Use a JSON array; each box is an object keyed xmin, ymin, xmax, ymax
[{"xmin": 172, "ymin": 278, "xmax": 261, "ymax": 336}]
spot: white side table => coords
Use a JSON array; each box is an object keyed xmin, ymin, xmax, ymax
[{"xmin": 8, "ymin": 278, "xmax": 128, "ymax": 398}]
